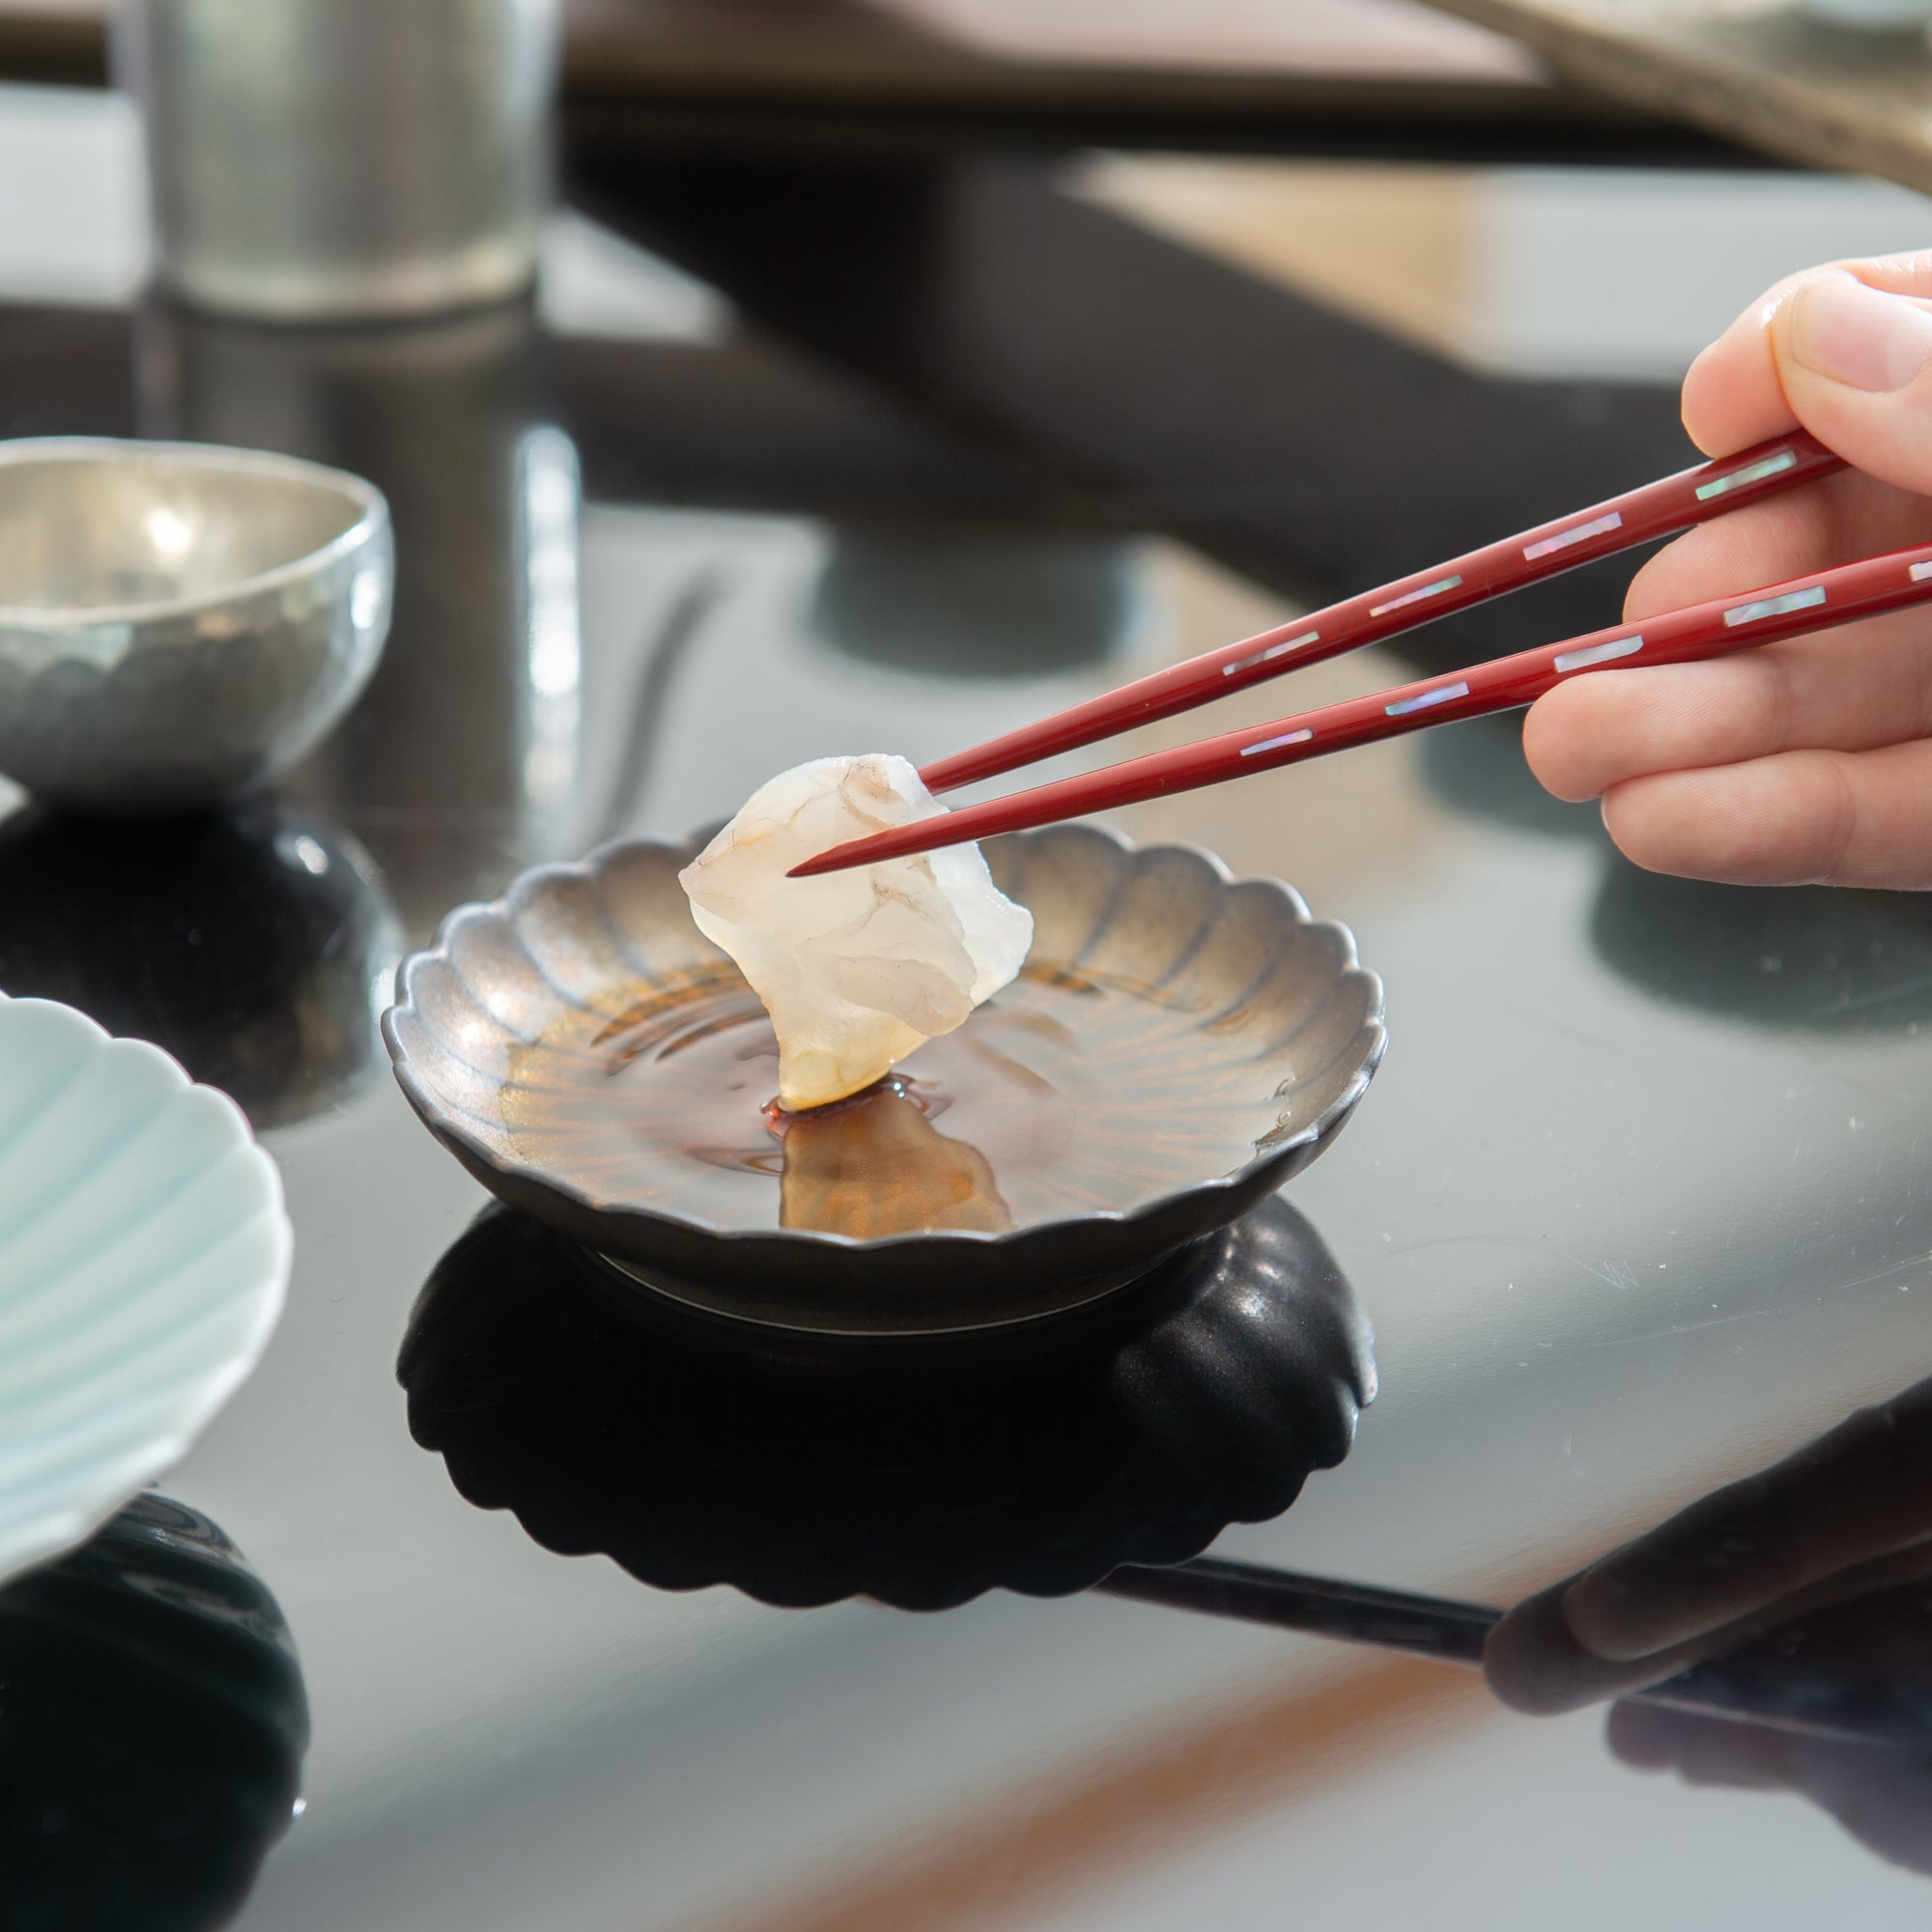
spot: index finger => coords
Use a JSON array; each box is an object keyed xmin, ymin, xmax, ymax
[{"xmin": 1563, "ymin": 1382, "xmax": 1932, "ymax": 1662}]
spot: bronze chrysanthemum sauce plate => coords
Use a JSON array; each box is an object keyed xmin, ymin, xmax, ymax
[{"xmin": 383, "ymin": 824, "xmax": 1385, "ymax": 1334}]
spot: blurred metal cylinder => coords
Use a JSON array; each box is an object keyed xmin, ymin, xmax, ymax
[
  {"xmin": 134, "ymin": 294, "xmax": 587, "ymax": 921},
  {"xmin": 113, "ymin": 0, "xmax": 560, "ymax": 322}
]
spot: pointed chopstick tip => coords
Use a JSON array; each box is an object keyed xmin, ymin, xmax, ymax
[
  {"xmin": 787, "ymin": 823, "xmax": 945, "ymax": 878},
  {"xmin": 786, "ymin": 848, "xmax": 843, "ymax": 879}
]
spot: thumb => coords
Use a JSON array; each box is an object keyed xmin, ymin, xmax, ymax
[{"xmin": 1774, "ymin": 271, "xmax": 1932, "ymax": 498}]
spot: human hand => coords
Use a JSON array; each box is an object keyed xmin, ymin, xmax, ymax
[
  {"xmin": 1607, "ymin": 1654, "xmax": 1932, "ymax": 1878},
  {"xmin": 1498, "ymin": 1574, "xmax": 1932, "ymax": 1880},
  {"xmin": 1485, "ymin": 1378, "xmax": 1932, "ymax": 1875},
  {"xmin": 1605, "ymin": 1689, "xmax": 1932, "ymax": 1881},
  {"xmin": 1485, "ymin": 1375, "xmax": 1932, "ymax": 1717},
  {"xmin": 1523, "ymin": 253, "xmax": 1932, "ymax": 887}
]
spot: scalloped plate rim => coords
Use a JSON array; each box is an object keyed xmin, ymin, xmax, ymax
[
  {"xmin": 0, "ymin": 992, "xmax": 293, "ymax": 1587},
  {"xmin": 381, "ymin": 822, "xmax": 1388, "ymax": 1263}
]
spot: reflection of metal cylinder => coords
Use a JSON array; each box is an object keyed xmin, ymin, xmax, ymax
[
  {"xmin": 810, "ymin": 528, "xmax": 1138, "ymax": 680},
  {"xmin": 513, "ymin": 421, "xmax": 583, "ymax": 861},
  {"xmin": 135, "ymin": 300, "xmax": 582, "ymax": 926},
  {"xmin": 113, "ymin": 0, "xmax": 560, "ymax": 321}
]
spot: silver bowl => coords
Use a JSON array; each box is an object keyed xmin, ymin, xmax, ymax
[
  {"xmin": 0, "ymin": 438, "xmax": 392, "ymax": 811},
  {"xmin": 384, "ymin": 824, "xmax": 1386, "ymax": 1336}
]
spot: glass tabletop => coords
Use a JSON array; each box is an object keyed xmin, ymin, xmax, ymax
[{"xmin": 5, "ymin": 79, "xmax": 1932, "ymax": 1932}]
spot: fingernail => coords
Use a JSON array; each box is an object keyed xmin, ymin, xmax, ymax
[
  {"xmin": 1790, "ymin": 277, "xmax": 1932, "ymax": 392},
  {"xmin": 1605, "ymin": 1700, "xmax": 1686, "ymax": 1771},
  {"xmin": 1561, "ymin": 1568, "xmax": 1646, "ymax": 1660}
]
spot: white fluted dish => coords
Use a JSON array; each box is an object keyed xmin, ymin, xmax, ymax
[{"xmin": 0, "ymin": 995, "xmax": 292, "ymax": 1586}]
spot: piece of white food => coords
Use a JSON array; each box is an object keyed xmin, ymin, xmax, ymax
[{"xmin": 679, "ymin": 753, "xmax": 1034, "ymax": 1110}]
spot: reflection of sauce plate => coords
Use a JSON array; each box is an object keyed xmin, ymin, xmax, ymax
[
  {"xmin": 401, "ymin": 1196, "xmax": 1376, "ymax": 1609},
  {"xmin": 384, "ymin": 825, "xmax": 1385, "ymax": 1334}
]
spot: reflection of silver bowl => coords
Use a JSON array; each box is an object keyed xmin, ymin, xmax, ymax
[
  {"xmin": 0, "ymin": 798, "xmax": 404, "ymax": 1127},
  {"xmin": 384, "ymin": 825, "xmax": 1386, "ymax": 1335},
  {"xmin": 0, "ymin": 439, "xmax": 391, "ymax": 811}
]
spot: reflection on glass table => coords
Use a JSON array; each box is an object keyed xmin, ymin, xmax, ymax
[
  {"xmin": 1603, "ymin": 1602, "xmax": 1932, "ymax": 1883},
  {"xmin": 1590, "ymin": 864, "xmax": 1932, "ymax": 1036},
  {"xmin": 136, "ymin": 299, "xmax": 585, "ymax": 916},
  {"xmin": 0, "ymin": 1492, "xmax": 307, "ymax": 1932},
  {"xmin": 0, "ymin": 796, "xmax": 401, "ymax": 1127},
  {"xmin": 16, "ymin": 81, "xmax": 1932, "ymax": 1927},
  {"xmin": 398, "ymin": 1195, "xmax": 1375, "ymax": 1610},
  {"xmin": 809, "ymin": 526, "xmax": 1140, "ymax": 682},
  {"xmin": 1489, "ymin": 1373, "xmax": 1932, "ymax": 1881}
]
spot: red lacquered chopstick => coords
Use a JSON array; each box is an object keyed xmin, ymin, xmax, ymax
[
  {"xmin": 792, "ymin": 540, "xmax": 1932, "ymax": 878},
  {"xmin": 919, "ymin": 430, "xmax": 1843, "ymax": 794}
]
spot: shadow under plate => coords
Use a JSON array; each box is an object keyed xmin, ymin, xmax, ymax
[{"xmin": 399, "ymin": 1194, "xmax": 1376, "ymax": 1612}]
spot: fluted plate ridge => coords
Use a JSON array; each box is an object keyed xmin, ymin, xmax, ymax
[
  {"xmin": 384, "ymin": 823, "xmax": 1385, "ymax": 1333},
  {"xmin": 0, "ymin": 994, "xmax": 292, "ymax": 1582}
]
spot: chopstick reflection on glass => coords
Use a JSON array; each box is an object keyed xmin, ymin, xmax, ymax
[
  {"xmin": 793, "ymin": 497, "xmax": 1932, "ymax": 879},
  {"xmin": 1099, "ymin": 1556, "xmax": 1932, "ymax": 1752}
]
